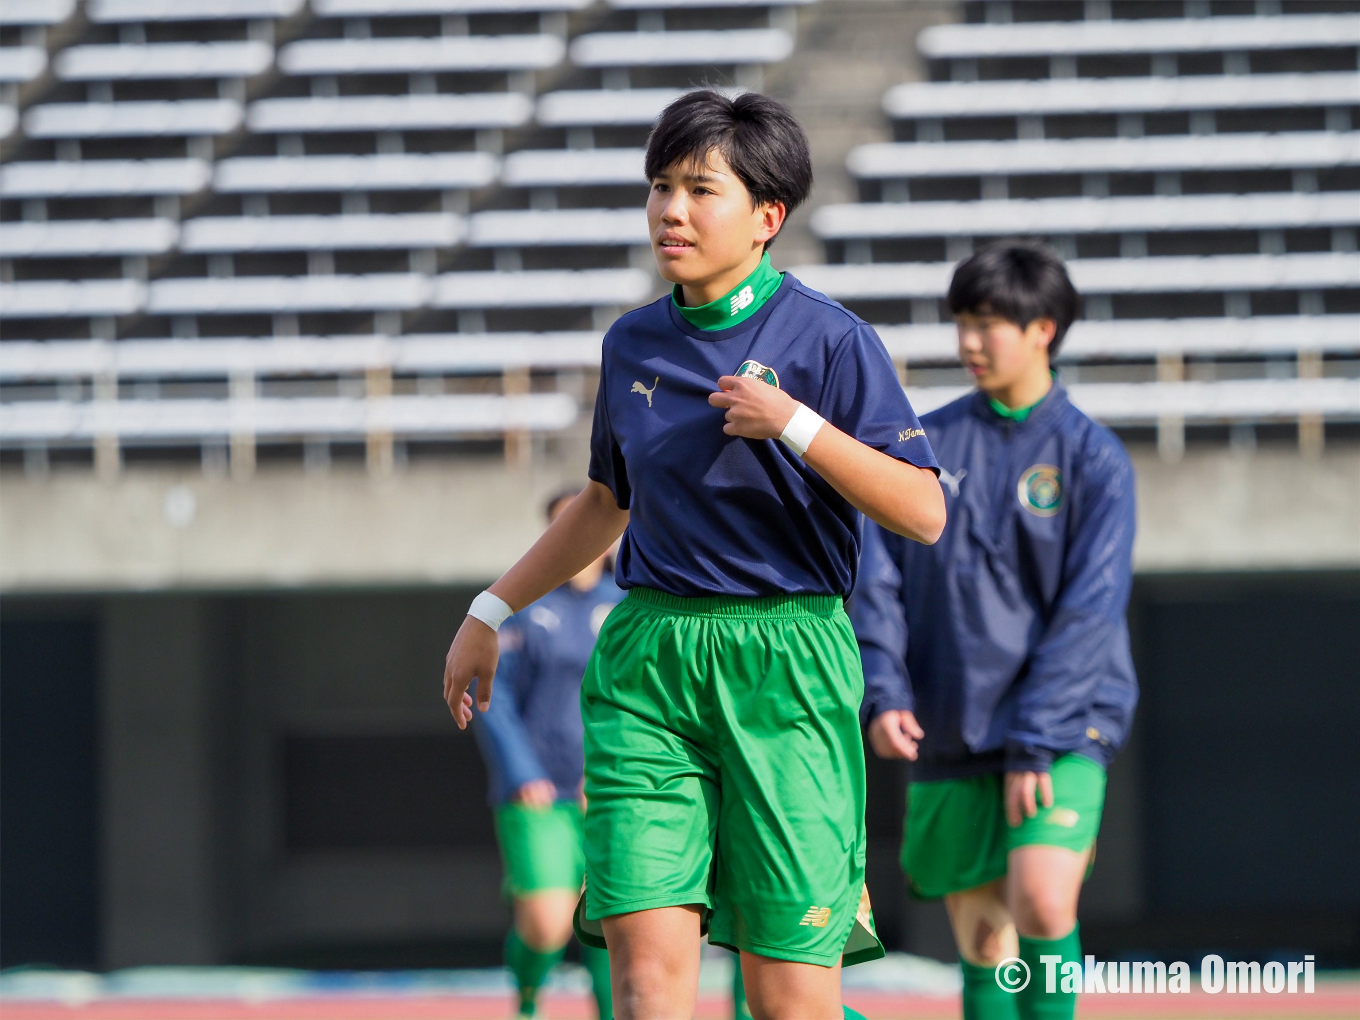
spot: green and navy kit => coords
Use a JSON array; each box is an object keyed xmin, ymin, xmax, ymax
[
  {"xmin": 851, "ymin": 384, "xmax": 1139, "ymax": 779},
  {"xmin": 588, "ymin": 264, "xmax": 938, "ymax": 598},
  {"xmin": 472, "ymin": 575, "xmax": 623, "ymax": 805}
]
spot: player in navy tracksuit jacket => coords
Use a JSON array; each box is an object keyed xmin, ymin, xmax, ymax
[
  {"xmin": 473, "ymin": 490, "xmax": 621, "ymax": 1019},
  {"xmin": 850, "ymin": 244, "xmax": 1137, "ymax": 1020}
]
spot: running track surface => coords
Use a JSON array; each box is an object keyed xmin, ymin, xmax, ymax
[{"xmin": 3, "ymin": 988, "xmax": 1358, "ymax": 1020}]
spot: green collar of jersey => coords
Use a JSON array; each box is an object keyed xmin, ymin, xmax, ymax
[
  {"xmin": 671, "ymin": 252, "xmax": 784, "ymax": 331},
  {"xmin": 988, "ymin": 374, "xmax": 1056, "ymax": 423}
]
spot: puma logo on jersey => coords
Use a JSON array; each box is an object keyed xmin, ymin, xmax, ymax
[
  {"xmin": 730, "ymin": 285, "xmax": 755, "ymax": 316},
  {"xmin": 799, "ymin": 906, "xmax": 832, "ymax": 928},
  {"xmin": 631, "ymin": 376, "xmax": 659, "ymax": 407},
  {"xmin": 940, "ymin": 467, "xmax": 968, "ymax": 497}
]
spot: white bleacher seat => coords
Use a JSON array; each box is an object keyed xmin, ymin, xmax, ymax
[
  {"xmin": 1, "ymin": 159, "xmax": 211, "ymax": 198},
  {"xmin": 215, "ymin": 153, "xmax": 498, "ymax": 193},
  {"xmin": 0, "ymin": 218, "xmax": 178, "ymax": 258},
  {"xmin": 432, "ymin": 268, "xmax": 651, "ymax": 307},
  {"xmin": 468, "ymin": 208, "xmax": 647, "ymax": 246},
  {"xmin": 313, "ymin": 0, "xmax": 592, "ymax": 15},
  {"xmin": 0, "ymin": 107, "xmax": 16, "ymax": 138},
  {"xmin": 0, "ymin": 0, "xmax": 75, "ymax": 25},
  {"xmin": 610, "ymin": 0, "xmax": 815, "ymax": 7},
  {"xmin": 180, "ymin": 213, "xmax": 464, "ymax": 252},
  {"xmin": 791, "ymin": 252, "xmax": 1360, "ymax": 301},
  {"xmin": 918, "ymin": 14, "xmax": 1360, "ymax": 60},
  {"xmin": 0, "ymin": 333, "xmax": 605, "ymax": 380},
  {"xmin": 0, "ymin": 47, "xmax": 47, "ymax": 84},
  {"xmin": 847, "ymin": 132, "xmax": 1360, "ymax": 181},
  {"xmin": 811, "ymin": 192, "xmax": 1360, "ymax": 241},
  {"xmin": 87, "ymin": 0, "xmax": 304, "ymax": 22},
  {"xmin": 55, "ymin": 42, "xmax": 273, "ymax": 81},
  {"xmin": 905, "ymin": 378, "xmax": 1360, "ymax": 422},
  {"xmin": 875, "ymin": 316, "xmax": 1360, "ymax": 364},
  {"xmin": 24, "ymin": 100, "xmax": 243, "ymax": 138},
  {"xmin": 145, "ymin": 274, "xmax": 431, "ymax": 315},
  {"xmin": 536, "ymin": 88, "xmax": 685, "ymax": 126},
  {"xmin": 0, "ymin": 393, "xmax": 579, "ymax": 443},
  {"xmin": 502, "ymin": 147, "xmax": 644, "ymax": 187},
  {"xmin": 570, "ymin": 30, "xmax": 793, "ymax": 67},
  {"xmin": 883, "ymin": 72, "xmax": 1360, "ymax": 121},
  {"xmin": 279, "ymin": 36, "xmax": 564, "ymax": 76},
  {"xmin": 247, "ymin": 93, "xmax": 531, "ymax": 133},
  {"xmin": 0, "ymin": 279, "xmax": 145, "ymax": 318}
]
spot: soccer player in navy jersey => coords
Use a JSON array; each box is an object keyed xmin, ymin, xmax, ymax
[
  {"xmin": 473, "ymin": 489, "xmax": 621, "ymax": 1018},
  {"xmin": 852, "ymin": 244, "xmax": 1138, "ymax": 1020},
  {"xmin": 444, "ymin": 90, "xmax": 945, "ymax": 1020}
]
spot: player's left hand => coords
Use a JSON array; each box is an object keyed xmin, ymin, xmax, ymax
[
  {"xmin": 709, "ymin": 375, "xmax": 799, "ymax": 440},
  {"xmin": 1005, "ymin": 770, "xmax": 1054, "ymax": 828}
]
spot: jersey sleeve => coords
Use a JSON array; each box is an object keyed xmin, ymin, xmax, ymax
[
  {"xmin": 820, "ymin": 323, "xmax": 939, "ymax": 473},
  {"xmin": 848, "ymin": 522, "xmax": 916, "ymax": 725},
  {"xmin": 1005, "ymin": 434, "xmax": 1138, "ymax": 773},
  {"xmin": 587, "ymin": 353, "xmax": 631, "ymax": 510},
  {"xmin": 471, "ymin": 619, "xmax": 551, "ymax": 802}
]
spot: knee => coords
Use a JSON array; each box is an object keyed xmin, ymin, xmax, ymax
[
  {"xmin": 1011, "ymin": 886, "xmax": 1075, "ymax": 940},
  {"xmin": 946, "ymin": 887, "xmax": 1016, "ymax": 967},
  {"xmin": 516, "ymin": 901, "xmax": 574, "ymax": 952}
]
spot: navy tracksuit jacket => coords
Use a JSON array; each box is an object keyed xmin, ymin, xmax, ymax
[
  {"xmin": 472, "ymin": 576, "xmax": 623, "ymax": 805},
  {"xmin": 851, "ymin": 384, "xmax": 1139, "ymax": 780}
]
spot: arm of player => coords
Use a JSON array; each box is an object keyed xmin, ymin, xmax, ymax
[
  {"xmin": 469, "ymin": 624, "xmax": 555, "ymax": 805},
  {"xmin": 1005, "ymin": 442, "xmax": 1137, "ymax": 779},
  {"xmin": 848, "ymin": 523, "xmax": 924, "ymax": 760},
  {"xmin": 708, "ymin": 376, "xmax": 945, "ymax": 544},
  {"xmin": 443, "ymin": 481, "xmax": 629, "ymax": 729}
]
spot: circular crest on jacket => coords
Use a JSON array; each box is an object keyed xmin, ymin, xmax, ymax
[{"xmin": 1017, "ymin": 464, "xmax": 1063, "ymax": 517}]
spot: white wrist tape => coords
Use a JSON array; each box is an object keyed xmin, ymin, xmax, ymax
[
  {"xmin": 467, "ymin": 590, "xmax": 514, "ymax": 632},
  {"xmin": 779, "ymin": 402, "xmax": 826, "ymax": 457}
]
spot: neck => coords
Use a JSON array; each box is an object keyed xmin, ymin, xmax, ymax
[
  {"xmin": 986, "ymin": 362, "xmax": 1053, "ymax": 411},
  {"xmin": 680, "ymin": 247, "xmax": 766, "ymax": 308},
  {"xmin": 569, "ymin": 560, "xmax": 604, "ymax": 591}
]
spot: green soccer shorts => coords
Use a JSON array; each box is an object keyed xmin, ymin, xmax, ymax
[
  {"xmin": 496, "ymin": 801, "xmax": 586, "ymax": 898},
  {"xmin": 572, "ymin": 588, "xmax": 884, "ymax": 968},
  {"xmin": 902, "ymin": 752, "xmax": 1106, "ymax": 900}
]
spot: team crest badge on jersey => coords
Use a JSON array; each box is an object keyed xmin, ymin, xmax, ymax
[
  {"xmin": 734, "ymin": 359, "xmax": 779, "ymax": 388},
  {"xmin": 1018, "ymin": 464, "xmax": 1063, "ymax": 517}
]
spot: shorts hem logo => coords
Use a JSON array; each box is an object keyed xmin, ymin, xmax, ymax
[
  {"xmin": 735, "ymin": 360, "xmax": 779, "ymax": 388},
  {"xmin": 1018, "ymin": 464, "xmax": 1063, "ymax": 517},
  {"xmin": 798, "ymin": 906, "xmax": 831, "ymax": 927}
]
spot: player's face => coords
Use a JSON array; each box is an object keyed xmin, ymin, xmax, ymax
[
  {"xmin": 647, "ymin": 149, "xmax": 785, "ymax": 295},
  {"xmin": 955, "ymin": 312, "xmax": 1056, "ymax": 393}
]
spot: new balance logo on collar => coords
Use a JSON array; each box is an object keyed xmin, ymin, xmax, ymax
[{"xmin": 730, "ymin": 285, "xmax": 755, "ymax": 317}]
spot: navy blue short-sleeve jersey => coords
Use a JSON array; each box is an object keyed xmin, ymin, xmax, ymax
[{"xmin": 588, "ymin": 273, "xmax": 938, "ymax": 598}]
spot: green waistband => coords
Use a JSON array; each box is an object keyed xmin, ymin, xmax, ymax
[{"xmin": 625, "ymin": 587, "xmax": 843, "ymax": 619}]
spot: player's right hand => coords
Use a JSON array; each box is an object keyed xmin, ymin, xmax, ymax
[
  {"xmin": 868, "ymin": 709, "xmax": 924, "ymax": 760},
  {"xmin": 443, "ymin": 615, "xmax": 500, "ymax": 729}
]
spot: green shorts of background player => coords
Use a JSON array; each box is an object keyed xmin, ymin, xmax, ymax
[
  {"xmin": 496, "ymin": 801, "xmax": 611, "ymax": 1018},
  {"xmin": 902, "ymin": 754, "xmax": 1105, "ymax": 1020},
  {"xmin": 444, "ymin": 90, "xmax": 946, "ymax": 1020}
]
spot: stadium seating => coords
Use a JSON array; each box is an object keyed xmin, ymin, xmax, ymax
[{"xmin": 4, "ymin": 0, "xmax": 1357, "ymax": 467}]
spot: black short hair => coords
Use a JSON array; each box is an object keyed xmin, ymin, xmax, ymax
[
  {"xmin": 947, "ymin": 242, "xmax": 1081, "ymax": 357},
  {"xmin": 644, "ymin": 90, "xmax": 812, "ymax": 247},
  {"xmin": 544, "ymin": 487, "xmax": 581, "ymax": 522}
]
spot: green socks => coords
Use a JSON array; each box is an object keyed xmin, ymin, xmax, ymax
[
  {"xmin": 960, "ymin": 957, "xmax": 1020, "ymax": 1020},
  {"xmin": 505, "ymin": 929, "xmax": 565, "ymax": 1017},
  {"xmin": 1017, "ymin": 925, "xmax": 1081, "ymax": 1020},
  {"xmin": 582, "ymin": 943, "xmax": 613, "ymax": 1019}
]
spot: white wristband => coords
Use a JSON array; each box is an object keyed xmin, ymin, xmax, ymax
[
  {"xmin": 779, "ymin": 402, "xmax": 826, "ymax": 457},
  {"xmin": 467, "ymin": 590, "xmax": 514, "ymax": 632}
]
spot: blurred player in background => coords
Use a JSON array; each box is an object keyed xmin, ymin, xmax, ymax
[
  {"xmin": 472, "ymin": 488, "xmax": 621, "ymax": 1019},
  {"xmin": 446, "ymin": 90, "xmax": 945, "ymax": 1019},
  {"xmin": 852, "ymin": 244, "xmax": 1139, "ymax": 1020}
]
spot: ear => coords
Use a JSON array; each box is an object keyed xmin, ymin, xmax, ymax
[
  {"xmin": 1027, "ymin": 317, "xmax": 1057, "ymax": 350},
  {"xmin": 755, "ymin": 201, "xmax": 787, "ymax": 245}
]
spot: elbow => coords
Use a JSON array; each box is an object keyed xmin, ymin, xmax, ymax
[
  {"xmin": 913, "ymin": 502, "xmax": 946, "ymax": 545},
  {"xmin": 898, "ymin": 479, "xmax": 946, "ymax": 545}
]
